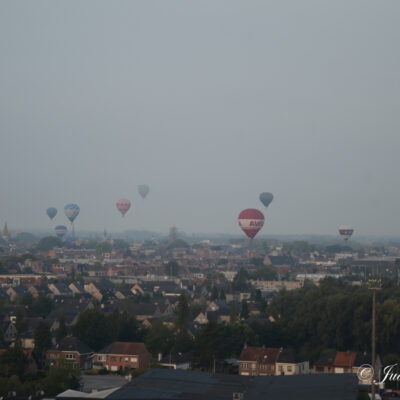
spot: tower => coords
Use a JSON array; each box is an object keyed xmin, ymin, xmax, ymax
[
  {"xmin": 2, "ymin": 222, "xmax": 9, "ymax": 242},
  {"xmin": 169, "ymin": 224, "xmax": 177, "ymax": 243}
]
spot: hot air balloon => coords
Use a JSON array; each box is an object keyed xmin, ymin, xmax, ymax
[
  {"xmin": 259, "ymin": 192, "xmax": 273, "ymax": 208},
  {"xmin": 64, "ymin": 204, "xmax": 80, "ymax": 223},
  {"xmin": 46, "ymin": 207, "xmax": 57, "ymax": 220},
  {"xmin": 138, "ymin": 184, "xmax": 149, "ymax": 199},
  {"xmin": 55, "ymin": 225, "xmax": 67, "ymax": 239},
  {"xmin": 238, "ymin": 209, "xmax": 265, "ymax": 239},
  {"xmin": 339, "ymin": 225, "xmax": 354, "ymax": 241},
  {"xmin": 116, "ymin": 198, "xmax": 131, "ymax": 216}
]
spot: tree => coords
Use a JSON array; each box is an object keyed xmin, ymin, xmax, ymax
[
  {"xmin": 0, "ymin": 338, "xmax": 28, "ymax": 378},
  {"xmin": 34, "ymin": 321, "xmax": 52, "ymax": 369},
  {"xmin": 240, "ymin": 301, "xmax": 249, "ymax": 320},
  {"xmin": 145, "ymin": 321, "xmax": 174, "ymax": 356},
  {"xmin": 232, "ymin": 268, "xmax": 251, "ymax": 291},
  {"xmin": 36, "ymin": 236, "xmax": 63, "ymax": 251},
  {"xmin": 56, "ymin": 316, "xmax": 68, "ymax": 343},
  {"xmin": 165, "ymin": 261, "xmax": 180, "ymax": 277},
  {"xmin": 73, "ymin": 309, "xmax": 111, "ymax": 351},
  {"xmin": 210, "ymin": 286, "xmax": 219, "ymax": 301},
  {"xmin": 219, "ymin": 288, "xmax": 226, "ymax": 300},
  {"xmin": 230, "ymin": 303, "xmax": 238, "ymax": 325},
  {"xmin": 175, "ymin": 294, "xmax": 191, "ymax": 332},
  {"xmin": 31, "ymin": 293, "xmax": 54, "ymax": 318},
  {"xmin": 41, "ymin": 360, "xmax": 81, "ymax": 396}
]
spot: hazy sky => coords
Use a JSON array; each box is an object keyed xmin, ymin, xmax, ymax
[{"xmin": 1, "ymin": 1, "xmax": 400, "ymax": 236}]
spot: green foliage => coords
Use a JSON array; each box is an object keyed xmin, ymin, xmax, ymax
[
  {"xmin": 36, "ymin": 236, "xmax": 63, "ymax": 251},
  {"xmin": 56, "ymin": 316, "xmax": 68, "ymax": 343},
  {"xmin": 175, "ymin": 294, "xmax": 191, "ymax": 332},
  {"xmin": 73, "ymin": 309, "xmax": 143, "ymax": 351},
  {"xmin": 145, "ymin": 321, "xmax": 174, "ymax": 356},
  {"xmin": 240, "ymin": 301, "xmax": 249, "ymax": 320},
  {"xmin": 232, "ymin": 268, "xmax": 251, "ymax": 291},
  {"xmin": 41, "ymin": 360, "xmax": 81, "ymax": 396},
  {"xmin": 210, "ymin": 286, "xmax": 219, "ymax": 301},
  {"xmin": 0, "ymin": 338, "xmax": 28, "ymax": 378},
  {"xmin": 34, "ymin": 321, "xmax": 52, "ymax": 368},
  {"xmin": 250, "ymin": 265, "xmax": 277, "ymax": 280},
  {"xmin": 30, "ymin": 293, "xmax": 54, "ymax": 318}
]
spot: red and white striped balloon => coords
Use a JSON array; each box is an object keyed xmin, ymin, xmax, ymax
[
  {"xmin": 116, "ymin": 198, "xmax": 131, "ymax": 217},
  {"xmin": 238, "ymin": 208, "xmax": 265, "ymax": 239}
]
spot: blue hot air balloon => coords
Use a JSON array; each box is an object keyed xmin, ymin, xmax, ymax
[
  {"xmin": 138, "ymin": 184, "xmax": 149, "ymax": 199},
  {"xmin": 46, "ymin": 207, "xmax": 57, "ymax": 220},
  {"xmin": 55, "ymin": 225, "xmax": 67, "ymax": 239},
  {"xmin": 64, "ymin": 204, "xmax": 80, "ymax": 223},
  {"xmin": 259, "ymin": 192, "xmax": 274, "ymax": 208}
]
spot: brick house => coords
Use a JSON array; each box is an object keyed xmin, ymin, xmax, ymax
[
  {"xmin": 93, "ymin": 342, "xmax": 152, "ymax": 372},
  {"xmin": 46, "ymin": 336, "xmax": 94, "ymax": 370},
  {"xmin": 238, "ymin": 346, "xmax": 280, "ymax": 376}
]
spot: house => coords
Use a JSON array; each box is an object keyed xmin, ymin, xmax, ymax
[
  {"xmin": 93, "ymin": 342, "xmax": 152, "ymax": 371},
  {"xmin": 48, "ymin": 283, "xmax": 73, "ymax": 297},
  {"xmin": 158, "ymin": 352, "xmax": 191, "ymax": 370},
  {"xmin": 6, "ymin": 286, "xmax": 27, "ymax": 302},
  {"xmin": 275, "ymin": 348, "xmax": 310, "ymax": 375},
  {"xmin": 238, "ymin": 346, "xmax": 280, "ymax": 376},
  {"xmin": 313, "ymin": 350, "xmax": 382, "ymax": 385},
  {"xmin": 84, "ymin": 281, "xmax": 115, "ymax": 301},
  {"xmin": 68, "ymin": 282, "xmax": 85, "ymax": 295},
  {"xmin": 46, "ymin": 336, "xmax": 94, "ymax": 370}
]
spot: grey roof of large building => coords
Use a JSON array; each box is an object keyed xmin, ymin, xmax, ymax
[{"xmin": 102, "ymin": 369, "xmax": 357, "ymax": 400}]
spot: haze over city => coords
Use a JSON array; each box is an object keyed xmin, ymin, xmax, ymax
[{"xmin": 1, "ymin": 1, "xmax": 400, "ymax": 236}]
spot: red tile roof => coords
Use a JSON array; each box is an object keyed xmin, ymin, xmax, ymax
[
  {"xmin": 239, "ymin": 346, "xmax": 280, "ymax": 364},
  {"xmin": 97, "ymin": 342, "xmax": 149, "ymax": 356},
  {"xmin": 333, "ymin": 351, "xmax": 357, "ymax": 367}
]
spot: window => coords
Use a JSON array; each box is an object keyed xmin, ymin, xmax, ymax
[
  {"xmin": 131, "ymin": 357, "xmax": 137, "ymax": 362},
  {"xmin": 98, "ymin": 355, "xmax": 105, "ymax": 361},
  {"xmin": 287, "ymin": 366, "xmax": 292, "ymax": 372},
  {"xmin": 120, "ymin": 357, "xmax": 123, "ymax": 362},
  {"xmin": 279, "ymin": 366, "xmax": 283, "ymax": 372},
  {"xmin": 111, "ymin": 357, "xmax": 116, "ymax": 362},
  {"xmin": 251, "ymin": 363, "xmax": 256, "ymax": 370},
  {"xmin": 271, "ymin": 366, "xmax": 275, "ymax": 372},
  {"xmin": 241, "ymin": 363, "xmax": 248, "ymax": 369},
  {"xmin": 65, "ymin": 353, "xmax": 75, "ymax": 360}
]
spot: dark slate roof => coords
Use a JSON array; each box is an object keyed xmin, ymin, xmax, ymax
[
  {"xmin": 53, "ymin": 336, "xmax": 93, "ymax": 354},
  {"xmin": 102, "ymin": 368, "xmax": 358, "ymax": 400}
]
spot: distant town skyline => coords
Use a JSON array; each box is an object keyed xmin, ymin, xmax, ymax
[{"xmin": 1, "ymin": 1, "xmax": 400, "ymax": 236}]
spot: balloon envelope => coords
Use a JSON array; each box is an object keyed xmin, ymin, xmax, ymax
[
  {"xmin": 116, "ymin": 198, "xmax": 131, "ymax": 216},
  {"xmin": 339, "ymin": 225, "xmax": 354, "ymax": 241},
  {"xmin": 259, "ymin": 192, "xmax": 273, "ymax": 208},
  {"xmin": 238, "ymin": 209, "xmax": 265, "ymax": 239},
  {"xmin": 64, "ymin": 204, "xmax": 80, "ymax": 223},
  {"xmin": 55, "ymin": 225, "xmax": 67, "ymax": 239},
  {"xmin": 138, "ymin": 184, "xmax": 149, "ymax": 199},
  {"xmin": 46, "ymin": 207, "xmax": 57, "ymax": 220}
]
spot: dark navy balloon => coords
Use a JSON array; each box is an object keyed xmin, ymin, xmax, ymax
[
  {"xmin": 55, "ymin": 225, "xmax": 67, "ymax": 239},
  {"xmin": 138, "ymin": 184, "xmax": 149, "ymax": 199},
  {"xmin": 46, "ymin": 207, "xmax": 57, "ymax": 220},
  {"xmin": 259, "ymin": 192, "xmax": 274, "ymax": 208},
  {"xmin": 64, "ymin": 203, "xmax": 80, "ymax": 223}
]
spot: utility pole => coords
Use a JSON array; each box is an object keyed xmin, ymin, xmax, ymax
[{"xmin": 368, "ymin": 278, "xmax": 382, "ymax": 400}]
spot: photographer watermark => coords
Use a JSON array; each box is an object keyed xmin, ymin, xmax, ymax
[{"xmin": 357, "ymin": 364, "xmax": 400, "ymax": 385}]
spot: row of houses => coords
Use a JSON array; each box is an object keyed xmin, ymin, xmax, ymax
[{"xmin": 238, "ymin": 346, "xmax": 380, "ymax": 385}]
